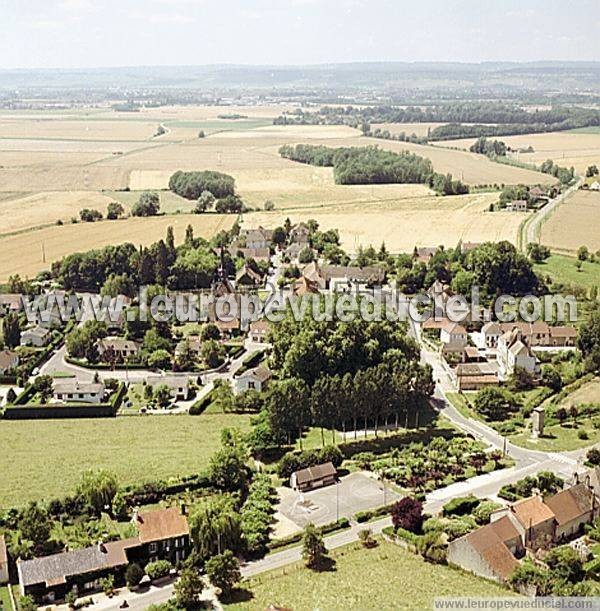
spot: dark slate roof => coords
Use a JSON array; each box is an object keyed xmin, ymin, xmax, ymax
[{"xmin": 18, "ymin": 541, "xmax": 131, "ymax": 588}]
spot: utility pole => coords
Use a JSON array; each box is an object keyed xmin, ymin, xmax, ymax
[{"xmin": 336, "ymin": 479, "xmax": 339, "ymax": 522}]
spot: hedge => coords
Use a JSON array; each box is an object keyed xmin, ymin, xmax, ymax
[
  {"xmin": 267, "ymin": 517, "xmax": 350, "ymax": 551},
  {"xmin": 189, "ymin": 389, "xmax": 214, "ymax": 415},
  {"xmin": 234, "ymin": 350, "xmax": 265, "ymax": 377},
  {"xmin": 4, "ymin": 382, "xmax": 127, "ymax": 419},
  {"xmin": 354, "ymin": 503, "xmax": 396, "ymax": 523},
  {"xmin": 441, "ymin": 496, "xmax": 480, "ymax": 517}
]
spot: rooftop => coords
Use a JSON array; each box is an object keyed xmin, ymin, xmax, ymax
[{"xmin": 135, "ymin": 507, "xmax": 189, "ymax": 544}]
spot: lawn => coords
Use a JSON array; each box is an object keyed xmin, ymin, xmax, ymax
[
  {"xmin": 226, "ymin": 540, "xmax": 516, "ymax": 610},
  {"xmin": 534, "ymin": 254, "xmax": 600, "ymax": 292},
  {"xmin": 0, "ymin": 586, "xmax": 10, "ymax": 611},
  {"xmin": 0, "ymin": 412, "xmax": 251, "ymax": 510}
]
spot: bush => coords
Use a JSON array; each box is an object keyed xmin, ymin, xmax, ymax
[
  {"xmin": 391, "ymin": 497, "xmax": 423, "ymax": 534},
  {"xmin": 145, "ymin": 559, "xmax": 172, "ymax": 580},
  {"xmin": 126, "ymin": 563, "xmax": 145, "ymax": 587},
  {"xmin": 587, "ymin": 448, "xmax": 600, "ymax": 466},
  {"xmin": 442, "ymin": 495, "xmax": 480, "ymax": 517},
  {"xmin": 169, "ymin": 170, "xmax": 235, "ymax": 200}
]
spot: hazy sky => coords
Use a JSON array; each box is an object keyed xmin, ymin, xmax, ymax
[{"xmin": 1, "ymin": 0, "xmax": 599, "ymax": 69}]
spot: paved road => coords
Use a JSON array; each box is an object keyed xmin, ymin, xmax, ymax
[{"xmin": 522, "ymin": 178, "xmax": 583, "ymax": 249}]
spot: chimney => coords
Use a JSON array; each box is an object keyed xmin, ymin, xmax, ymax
[
  {"xmin": 98, "ymin": 541, "xmax": 107, "ymax": 553},
  {"xmin": 132, "ymin": 507, "xmax": 141, "ymax": 524},
  {"xmin": 181, "ymin": 502, "xmax": 187, "ymax": 516}
]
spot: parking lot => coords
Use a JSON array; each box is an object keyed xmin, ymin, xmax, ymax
[{"xmin": 277, "ymin": 472, "xmax": 402, "ymax": 528}]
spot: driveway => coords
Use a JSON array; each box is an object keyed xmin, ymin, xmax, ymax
[{"xmin": 277, "ymin": 472, "xmax": 402, "ymax": 528}]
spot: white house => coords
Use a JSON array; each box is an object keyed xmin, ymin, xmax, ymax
[
  {"xmin": 440, "ymin": 322, "xmax": 468, "ymax": 353},
  {"xmin": 496, "ymin": 329, "xmax": 538, "ymax": 379},
  {"xmin": 147, "ymin": 375, "xmax": 189, "ymax": 401},
  {"xmin": 249, "ymin": 320, "xmax": 270, "ymax": 343},
  {"xmin": 96, "ymin": 337, "xmax": 141, "ymax": 361},
  {"xmin": 234, "ymin": 367, "xmax": 272, "ymax": 394},
  {"xmin": 481, "ymin": 322, "xmax": 502, "ymax": 348},
  {"xmin": 20, "ymin": 325, "xmax": 51, "ymax": 347},
  {"xmin": 52, "ymin": 380, "xmax": 105, "ymax": 404}
]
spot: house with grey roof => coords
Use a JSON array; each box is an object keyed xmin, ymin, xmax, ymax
[
  {"xmin": 52, "ymin": 380, "xmax": 105, "ymax": 404},
  {"xmin": 20, "ymin": 325, "xmax": 51, "ymax": 347}
]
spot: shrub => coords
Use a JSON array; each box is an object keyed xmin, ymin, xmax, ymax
[
  {"xmin": 126, "ymin": 563, "xmax": 145, "ymax": 587},
  {"xmin": 442, "ymin": 495, "xmax": 480, "ymax": 517},
  {"xmin": 145, "ymin": 559, "xmax": 172, "ymax": 580},
  {"xmin": 587, "ymin": 448, "xmax": 600, "ymax": 466},
  {"xmin": 391, "ymin": 497, "xmax": 423, "ymax": 534}
]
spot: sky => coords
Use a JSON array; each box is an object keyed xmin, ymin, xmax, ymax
[{"xmin": 1, "ymin": 0, "xmax": 599, "ymax": 70}]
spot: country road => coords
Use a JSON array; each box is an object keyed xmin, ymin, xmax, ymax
[{"xmin": 521, "ymin": 177, "xmax": 583, "ymax": 250}]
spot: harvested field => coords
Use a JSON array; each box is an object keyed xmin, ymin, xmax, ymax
[
  {"xmin": 0, "ymin": 191, "xmax": 116, "ymax": 235},
  {"xmin": 244, "ymin": 192, "xmax": 522, "ymax": 253},
  {"xmin": 438, "ymin": 131, "xmax": 600, "ymax": 175},
  {"xmin": 540, "ymin": 190, "xmax": 600, "ymax": 253},
  {"xmin": 0, "ymin": 214, "xmax": 235, "ymax": 281},
  {"xmin": 106, "ymin": 189, "xmax": 195, "ymax": 214},
  {"xmin": 0, "ymin": 118, "xmax": 157, "ymax": 141}
]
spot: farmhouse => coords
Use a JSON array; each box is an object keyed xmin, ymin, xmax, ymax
[
  {"xmin": 17, "ymin": 507, "xmax": 190, "ymax": 604},
  {"xmin": 548, "ymin": 326, "xmax": 577, "ymax": 347},
  {"xmin": 0, "ymin": 535, "xmax": 8, "ymax": 585},
  {"xmin": 234, "ymin": 366, "xmax": 272, "ymax": 394},
  {"xmin": 302, "ymin": 261, "xmax": 385, "ymax": 291},
  {"xmin": 545, "ymin": 484, "xmax": 598, "ymax": 542},
  {"xmin": 236, "ymin": 264, "xmax": 264, "ymax": 288},
  {"xmin": 496, "ymin": 329, "xmax": 538, "ymax": 379},
  {"xmin": 249, "ymin": 319, "xmax": 270, "ymax": 343},
  {"xmin": 292, "ymin": 276, "xmax": 320, "ymax": 297},
  {"xmin": 455, "ymin": 362, "xmax": 499, "ymax": 391},
  {"xmin": 450, "ymin": 479, "xmax": 600, "ymax": 584},
  {"xmin": 17, "ymin": 539, "xmax": 134, "ymax": 603},
  {"xmin": 289, "ymin": 222, "xmax": 310, "ymax": 246},
  {"xmin": 481, "ymin": 322, "xmax": 502, "ymax": 348},
  {"xmin": 227, "ymin": 246, "xmax": 271, "ymax": 263},
  {"xmin": 290, "ymin": 462, "xmax": 337, "ymax": 492},
  {"xmin": 147, "ymin": 375, "xmax": 189, "ymax": 401},
  {"xmin": 447, "ymin": 516, "xmax": 523, "ymax": 584},
  {"xmin": 20, "ymin": 325, "xmax": 51, "ymax": 347},
  {"xmin": 0, "ymin": 293, "xmax": 23, "ymax": 314},
  {"xmin": 96, "ymin": 337, "xmax": 141, "ymax": 361},
  {"xmin": 0, "ymin": 349, "xmax": 19, "ymax": 374},
  {"xmin": 440, "ymin": 322, "xmax": 468, "ymax": 354},
  {"xmin": 506, "ymin": 199, "xmax": 528, "ymax": 212},
  {"xmin": 52, "ymin": 380, "xmax": 105, "ymax": 404},
  {"xmin": 131, "ymin": 506, "xmax": 191, "ymax": 565},
  {"xmin": 243, "ymin": 227, "xmax": 272, "ymax": 250}
]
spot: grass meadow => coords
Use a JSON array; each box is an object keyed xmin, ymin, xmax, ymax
[
  {"xmin": 226, "ymin": 540, "xmax": 516, "ymax": 610},
  {"xmin": 0, "ymin": 412, "xmax": 251, "ymax": 511}
]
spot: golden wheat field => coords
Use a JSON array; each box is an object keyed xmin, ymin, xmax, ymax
[
  {"xmin": 540, "ymin": 190, "xmax": 600, "ymax": 254},
  {"xmin": 436, "ymin": 131, "xmax": 600, "ymax": 175},
  {"xmin": 0, "ymin": 214, "xmax": 235, "ymax": 281},
  {"xmin": 0, "ymin": 105, "xmax": 559, "ymax": 276},
  {"xmin": 245, "ymin": 192, "xmax": 523, "ymax": 252},
  {"xmin": 0, "ymin": 191, "xmax": 117, "ymax": 235}
]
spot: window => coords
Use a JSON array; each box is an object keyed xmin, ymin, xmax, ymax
[{"xmin": 149, "ymin": 542, "xmax": 158, "ymax": 553}]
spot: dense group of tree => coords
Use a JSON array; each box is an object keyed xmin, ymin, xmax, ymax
[
  {"xmin": 279, "ymin": 144, "xmax": 468, "ymax": 193},
  {"xmin": 169, "ymin": 170, "xmax": 236, "ymax": 200},
  {"xmin": 246, "ymin": 311, "xmax": 434, "ymax": 453},
  {"xmin": 274, "ymin": 103, "xmax": 600, "ymax": 139},
  {"xmin": 52, "ymin": 223, "xmax": 239, "ymax": 291},
  {"xmin": 469, "ymin": 137, "xmax": 507, "ymax": 157},
  {"xmin": 539, "ymin": 159, "xmax": 575, "ymax": 185}
]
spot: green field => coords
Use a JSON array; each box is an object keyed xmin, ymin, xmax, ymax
[
  {"xmin": 165, "ymin": 118, "xmax": 273, "ymax": 131},
  {"xmin": 226, "ymin": 540, "xmax": 516, "ymax": 610},
  {"xmin": 534, "ymin": 254, "xmax": 600, "ymax": 292},
  {"xmin": 0, "ymin": 413, "xmax": 251, "ymax": 510},
  {"xmin": 106, "ymin": 189, "xmax": 196, "ymax": 214}
]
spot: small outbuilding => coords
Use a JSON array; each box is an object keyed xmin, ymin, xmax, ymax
[{"xmin": 290, "ymin": 462, "xmax": 337, "ymax": 492}]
